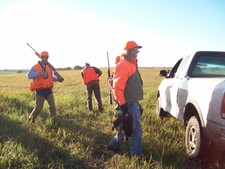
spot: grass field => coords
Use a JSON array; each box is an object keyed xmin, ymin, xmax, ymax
[{"xmin": 0, "ymin": 68, "xmax": 222, "ymax": 169}]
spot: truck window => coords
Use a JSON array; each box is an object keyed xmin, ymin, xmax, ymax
[
  {"xmin": 176, "ymin": 55, "xmax": 191, "ymax": 78},
  {"xmin": 189, "ymin": 52, "xmax": 225, "ymax": 77},
  {"xmin": 167, "ymin": 58, "xmax": 183, "ymax": 78}
]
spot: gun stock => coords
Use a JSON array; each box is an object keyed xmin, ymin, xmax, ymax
[{"xmin": 47, "ymin": 62, "xmax": 64, "ymax": 82}]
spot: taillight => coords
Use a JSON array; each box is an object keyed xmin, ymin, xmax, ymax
[{"xmin": 221, "ymin": 94, "xmax": 225, "ymax": 119}]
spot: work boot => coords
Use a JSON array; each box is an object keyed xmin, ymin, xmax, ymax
[
  {"xmin": 98, "ymin": 107, "xmax": 104, "ymax": 113},
  {"xmin": 28, "ymin": 117, "xmax": 35, "ymax": 123},
  {"xmin": 51, "ymin": 118, "xmax": 60, "ymax": 127},
  {"xmin": 107, "ymin": 144, "xmax": 120, "ymax": 153},
  {"xmin": 107, "ymin": 139, "xmax": 121, "ymax": 153},
  {"xmin": 88, "ymin": 106, "xmax": 93, "ymax": 111}
]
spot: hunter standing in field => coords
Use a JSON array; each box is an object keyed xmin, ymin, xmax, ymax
[
  {"xmin": 81, "ymin": 63, "xmax": 103, "ymax": 112},
  {"xmin": 108, "ymin": 55, "xmax": 121, "ymax": 92},
  {"xmin": 27, "ymin": 51, "xmax": 63, "ymax": 123},
  {"xmin": 108, "ymin": 55, "xmax": 121, "ymax": 110},
  {"xmin": 108, "ymin": 41, "xmax": 143, "ymax": 157}
]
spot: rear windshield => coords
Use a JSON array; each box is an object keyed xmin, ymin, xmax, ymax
[{"xmin": 188, "ymin": 52, "xmax": 225, "ymax": 77}]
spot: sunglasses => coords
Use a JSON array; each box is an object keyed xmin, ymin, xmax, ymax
[{"xmin": 42, "ymin": 56, "xmax": 49, "ymax": 59}]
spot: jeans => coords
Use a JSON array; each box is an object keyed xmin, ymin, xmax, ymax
[{"xmin": 108, "ymin": 102, "xmax": 142, "ymax": 156}]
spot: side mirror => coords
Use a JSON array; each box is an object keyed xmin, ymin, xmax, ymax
[{"xmin": 159, "ymin": 70, "xmax": 168, "ymax": 77}]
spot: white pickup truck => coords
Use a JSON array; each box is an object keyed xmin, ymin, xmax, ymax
[{"xmin": 157, "ymin": 51, "xmax": 225, "ymax": 160}]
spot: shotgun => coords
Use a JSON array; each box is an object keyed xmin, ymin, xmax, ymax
[
  {"xmin": 107, "ymin": 51, "xmax": 113, "ymax": 105},
  {"xmin": 26, "ymin": 43, "xmax": 64, "ymax": 82}
]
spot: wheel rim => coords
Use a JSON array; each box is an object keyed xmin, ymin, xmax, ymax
[{"xmin": 188, "ymin": 126, "xmax": 197, "ymax": 153}]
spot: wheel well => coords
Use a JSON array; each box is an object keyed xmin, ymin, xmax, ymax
[
  {"xmin": 184, "ymin": 103, "xmax": 208, "ymax": 140},
  {"xmin": 184, "ymin": 103, "xmax": 210, "ymax": 151},
  {"xmin": 184, "ymin": 103, "xmax": 200, "ymax": 126}
]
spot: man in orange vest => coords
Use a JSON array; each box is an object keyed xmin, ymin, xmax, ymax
[
  {"xmin": 81, "ymin": 63, "xmax": 103, "ymax": 112},
  {"xmin": 27, "ymin": 51, "xmax": 62, "ymax": 123},
  {"xmin": 108, "ymin": 41, "xmax": 143, "ymax": 157},
  {"xmin": 108, "ymin": 55, "xmax": 122, "ymax": 110},
  {"xmin": 108, "ymin": 55, "xmax": 121, "ymax": 89}
]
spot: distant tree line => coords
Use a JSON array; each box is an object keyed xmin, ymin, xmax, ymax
[
  {"xmin": 15, "ymin": 65, "xmax": 84, "ymax": 73},
  {"xmin": 57, "ymin": 65, "xmax": 84, "ymax": 70}
]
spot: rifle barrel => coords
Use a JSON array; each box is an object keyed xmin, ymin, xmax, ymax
[
  {"xmin": 107, "ymin": 51, "xmax": 113, "ymax": 104},
  {"xmin": 26, "ymin": 43, "xmax": 37, "ymax": 53},
  {"xmin": 107, "ymin": 51, "xmax": 111, "ymax": 78}
]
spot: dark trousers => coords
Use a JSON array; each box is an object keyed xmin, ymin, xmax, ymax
[
  {"xmin": 87, "ymin": 80, "xmax": 103, "ymax": 111},
  {"xmin": 29, "ymin": 93, "xmax": 56, "ymax": 121}
]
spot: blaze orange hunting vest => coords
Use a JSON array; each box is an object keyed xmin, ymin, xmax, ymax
[
  {"xmin": 82, "ymin": 67, "xmax": 99, "ymax": 85},
  {"xmin": 30, "ymin": 64, "xmax": 53, "ymax": 91}
]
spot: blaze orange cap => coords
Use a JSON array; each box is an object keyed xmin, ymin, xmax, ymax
[
  {"xmin": 124, "ymin": 41, "xmax": 142, "ymax": 50},
  {"xmin": 40, "ymin": 51, "xmax": 49, "ymax": 57},
  {"xmin": 115, "ymin": 56, "xmax": 121, "ymax": 63}
]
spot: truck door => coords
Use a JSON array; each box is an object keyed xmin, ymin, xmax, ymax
[
  {"xmin": 170, "ymin": 56, "xmax": 190, "ymax": 118},
  {"xmin": 165, "ymin": 59, "xmax": 182, "ymax": 116}
]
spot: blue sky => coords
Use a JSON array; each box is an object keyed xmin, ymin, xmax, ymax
[{"xmin": 0, "ymin": 0, "xmax": 224, "ymax": 69}]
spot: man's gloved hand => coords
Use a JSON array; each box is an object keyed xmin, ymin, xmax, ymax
[{"xmin": 120, "ymin": 103, "xmax": 128, "ymax": 113}]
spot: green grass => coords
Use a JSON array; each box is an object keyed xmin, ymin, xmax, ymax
[{"xmin": 0, "ymin": 68, "xmax": 222, "ymax": 168}]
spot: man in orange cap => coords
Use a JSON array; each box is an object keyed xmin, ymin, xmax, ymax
[
  {"xmin": 81, "ymin": 63, "xmax": 103, "ymax": 112},
  {"xmin": 27, "ymin": 51, "xmax": 62, "ymax": 123},
  {"xmin": 120, "ymin": 53, "xmax": 125, "ymax": 60},
  {"xmin": 109, "ymin": 55, "xmax": 121, "ymax": 87},
  {"xmin": 115, "ymin": 55, "xmax": 121, "ymax": 65},
  {"xmin": 108, "ymin": 55, "xmax": 122, "ymax": 110},
  {"xmin": 108, "ymin": 41, "xmax": 143, "ymax": 157}
]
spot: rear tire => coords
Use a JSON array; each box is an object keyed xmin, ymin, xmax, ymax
[
  {"xmin": 186, "ymin": 116, "xmax": 225, "ymax": 163},
  {"xmin": 185, "ymin": 116, "xmax": 207, "ymax": 159}
]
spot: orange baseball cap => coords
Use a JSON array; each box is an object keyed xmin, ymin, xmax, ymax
[
  {"xmin": 124, "ymin": 41, "xmax": 142, "ymax": 50},
  {"xmin": 115, "ymin": 56, "xmax": 121, "ymax": 63},
  {"xmin": 40, "ymin": 51, "xmax": 49, "ymax": 57}
]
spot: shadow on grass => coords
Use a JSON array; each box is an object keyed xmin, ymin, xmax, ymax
[
  {"xmin": 1, "ymin": 94, "xmax": 152, "ymax": 168},
  {"xmin": 0, "ymin": 95, "xmax": 33, "ymax": 115},
  {"xmin": 0, "ymin": 94, "xmax": 92, "ymax": 169},
  {"xmin": 0, "ymin": 114, "xmax": 91, "ymax": 169},
  {"xmin": 58, "ymin": 113, "xmax": 115, "ymax": 164}
]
